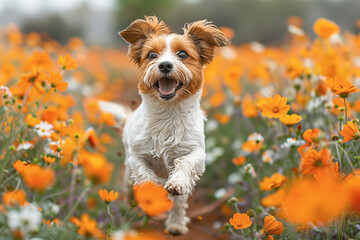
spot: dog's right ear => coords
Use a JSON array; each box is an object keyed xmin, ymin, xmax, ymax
[{"xmin": 119, "ymin": 16, "xmax": 171, "ymax": 65}]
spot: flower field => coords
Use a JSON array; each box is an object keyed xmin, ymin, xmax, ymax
[{"xmin": 1, "ymin": 17, "xmax": 360, "ymax": 239}]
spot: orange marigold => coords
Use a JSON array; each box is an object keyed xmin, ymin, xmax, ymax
[
  {"xmin": 13, "ymin": 160, "xmax": 30, "ymax": 175},
  {"xmin": 2, "ymin": 189, "xmax": 27, "ymax": 206},
  {"xmin": 232, "ymin": 156, "xmax": 245, "ymax": 166},
  {"xmin": 44, "ymin": 156, "xmax": 55, "ymax": 164},
  {"xmin": 259, "ymin": 94, "xmax": 290, "ymax": 119},
  {"xmin": 282, "ymin": 177, "xmax": 346, "ymax": 225},
  {"xmin": 242, "ymin": 95, "xmax": 258, "ymax": 117},
  {"xmin": 58, "ymin": 54, "xmax": 77, "ymax": 70},
  {"xmin": 133, "ymin": 181, "xmax": 173, "ymax": 216},
  {"xmin": 325, "ymin": 76, "xmax": 359, "ymax": 98},
  {"xmin": 213, "ymin": 113, "xmax": 231, "ymax": 125},
  {"xmin": 262, "ymin": 215, "xmax": 284, "ymax": 236},
  {"xmin": 79, "ymin": 151, "xmax": 113, "ymax": 184},
  {"xmin": 98, "ymin": 189, "xmax": 118, "ymax": 204},
  {"xmin": 260, "ymin": 173, "xmax": 287, "ymax": 191},
  {"xmin": 26, "ymin": 114, "xmax": 41, "ymax": 127},
  {"xmin": 280, "ymin": 114, "xmax": 302, "ymax": 127},
  {"xmin": 300, "ymin": 148, "xmax": 333, "ymax": 175},
  {"xmin": 313, "ymin": 18, "xmax": 340, "ymax": 39},
  {"xmin": 340, "ymin": 121, "xmax": 360, "ymax": 143},
  {"xmin": 261, "ymin": 189, "xmax": 286, "ymax": 208},
  {"xmin": 77, "ymin": 214, "xmax": 103, "ymax": 238},
  {"xmin": 46, "ymin": 72, "xmax": 68, "ymax": 92},
  {"xmin": 229, "ymin": 213, "xmax": 252, "ymax": 230},
  {"xmin": 22, "ymin": 165, "xmax": 55, "ymax": 192}
]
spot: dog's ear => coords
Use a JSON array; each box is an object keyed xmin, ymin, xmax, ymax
[
  {"xmin": 183, "ymin": 20, "xmax": 230, "ymax": 65},
  {"xmin": 119, "ymin": 16, "xmax": 171, "ymax": 65}
]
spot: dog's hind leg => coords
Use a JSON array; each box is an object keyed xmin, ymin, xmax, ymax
[{"xmin": 165, "ymin": 194, "xmax": 190, "ymax": 236}]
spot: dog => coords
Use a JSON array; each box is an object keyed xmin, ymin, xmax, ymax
[{"xmin": 99, "ymin": 16, "xmax": 229, "ymax": 235}]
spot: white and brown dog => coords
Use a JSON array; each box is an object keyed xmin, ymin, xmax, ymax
[{"xmin": 100, "ymin": 16, "xmax": 229, "ymax": 235}]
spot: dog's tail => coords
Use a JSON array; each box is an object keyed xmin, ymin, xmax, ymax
[{"xmin": 98, "ymin": 100, "xmax": 132, "ymax": 129}]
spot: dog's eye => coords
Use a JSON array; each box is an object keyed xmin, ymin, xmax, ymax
[
  {"xmin": 147, "ymin": 52, "xmax": 158, "ymax": 60},
  {"xmin": 177, "ymin": 50, "xmax": 188, "ymax": 60}
]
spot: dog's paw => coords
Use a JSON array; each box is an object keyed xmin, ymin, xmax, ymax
[
  {"xmin": 165, "ymin": 181, "xmax": 191, "ymax": 195},
  {"xmin": 166, "ymin": 224, "xmax": 189, "ymax": 236}
]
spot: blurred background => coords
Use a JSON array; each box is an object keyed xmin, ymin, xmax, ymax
[{"xmin": 1, "ymin": 0, "xmax": 360, "ymax": 48}]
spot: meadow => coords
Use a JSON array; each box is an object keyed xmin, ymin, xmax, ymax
[{"xmin": 1, "ymin": 17, "xmax": 360, "ymax": 240}]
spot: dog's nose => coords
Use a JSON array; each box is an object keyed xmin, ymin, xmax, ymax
[{"xmin": 158, "ymin": 61, "xmax": 173, "ymax": 74}]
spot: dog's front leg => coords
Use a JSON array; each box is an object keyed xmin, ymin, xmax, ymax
[
  {"xmin": 129, "ymin": 156, "xmax": 161, "ymax": 185},
  {"xmin": 165, "ymin": 194, "xmax": 190, "ymax": 235},
  {"xmin": 165, "ymin": 148, "xmax": 206, "ymax": 195}
]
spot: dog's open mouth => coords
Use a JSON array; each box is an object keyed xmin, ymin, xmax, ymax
[{"xmin": 153, "ymin": 77, "xmax": 183, "ymax": 100}]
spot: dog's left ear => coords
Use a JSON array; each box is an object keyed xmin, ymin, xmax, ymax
[
  {"xmin": 183, "ymin": 20, "xmax": 230, "ymax": 65},
  {"xmin": 119, "ymin": 16, "xmax": 171, "ymax": 65}
]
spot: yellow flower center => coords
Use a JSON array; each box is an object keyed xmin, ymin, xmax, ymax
[
  {"xmin": 273, "ymin": 106, "xmax": 279, "ymax": 113},
  {"xmin": 41, "ymin": 129, "xmax": 45, "ymax": 132}
]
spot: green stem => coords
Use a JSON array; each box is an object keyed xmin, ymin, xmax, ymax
[
  {"xmin": 142, "ymin": 215, "xmax": 149, "ymax": 229},
  {"xmin": 107, "ymin": 204, "xmax": 114, "ymax": 226},
  {"xmin": 63, "ymin": 184, "xmax": 92, "ymax": 222},
  {"xmin": 343, "ymin": 98, "xmax": 348, "ymax": 124},
  {"xmin": 334, "ymin": 141, "xmax": 343, "ymax": 171}
]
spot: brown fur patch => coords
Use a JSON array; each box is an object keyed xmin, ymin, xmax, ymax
[
  {"xmin": 120, "ymin": 17, "xmax": 229, "ymax": 102},
  {"xmin": 183, "ymin": 20, "xmax": 229, "ymax": 65},
  {"xmin": 119, "ymin": 16, "xmax": 171, "ymax": 65}
]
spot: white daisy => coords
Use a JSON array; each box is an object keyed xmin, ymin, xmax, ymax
[{"xmin": 34, "ymin": 121, "xmax": 54, "ymax": 137}]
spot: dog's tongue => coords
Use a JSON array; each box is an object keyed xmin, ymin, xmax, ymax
[{"xmin": 159, "ymin": 78, "xmax": 176, "ymax": 95}]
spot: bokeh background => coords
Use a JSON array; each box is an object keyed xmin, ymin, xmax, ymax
[
  {"xmin": 2, "ymin": 0, "xmax": 360, "ymax": 47},
  {"xmin": 2, "ymin": 0, "xmax": 360, "ymax": 239}
]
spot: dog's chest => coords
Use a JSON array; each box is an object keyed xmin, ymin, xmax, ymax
[{"xmin": 126, "ymin": 92, "xmax": 205, "ymax": 161}]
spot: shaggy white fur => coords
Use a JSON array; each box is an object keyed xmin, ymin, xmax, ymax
[{"xmin": 100, "ymin": 90, "xmax": 206, "ymax": 235}]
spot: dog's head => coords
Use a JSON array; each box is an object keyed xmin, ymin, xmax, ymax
[{"xmin": 119, "ymin": 16, "xmax": 229, "ymax": 102}]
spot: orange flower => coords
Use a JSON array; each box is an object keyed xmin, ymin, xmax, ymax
[
  {"xmin": 213, "ymin": 113, "xmax": 231, "ymax": 124},
  {"xmin": 313, "ymin": 18, "xmax": 340, "ymax": 39},
  {"xmin": 325, "ymin": 76, "xmax": 359, "ymax": 98},
  {"xmin": 260, "ymin": 173, "xmax": 287, "ymax": 191},
  {"xmin": 58, "ymin": 54, "xmax": 77, "ymax": 70},
  {"xmin": 242, "ymin": 133, "xmax": 264, "ymax": 152},
  {"xmin": 232, "ymin": 156, "xmax": 245, "ymax": 166},
  {"xmin": 13, "ymin": 160, "xmax": 30, "ymax": 175},
  {"xmin": 259, "ymin": 94, "xmax": 290, "ymax": 119},
  {"xmin": 17, "ymin": 68, "xmax": 46, "ymax": 93},
  {"xmin": 133, "ymin": 181, "xmax": 173, "ymax": 216},
  {"xmin": 26, "ymin": 114, "xmax": 41, "ymax": 127},
  {"xmin": 22, "ymin": 165, "xmax": 55, "ymax": 192},
  {"xmin": 98, "ymin": 189, "xmax": 118, "ymax": 204},
  {"xmin": 242, "ymin": 95, "xmax": 258, "ymax": 117},
  {"xmin": 300, "ymin": 148, "xmax": 333, "ymax": 175},
  {"xmin": 87, "ymin": 197, "xmax": 97, "ymax": 210},
  {"xmin": 282, "ymin": 177, "xmax": 346, "ymax": 225},
  {"xmin": 340, "ymin": 121, "xmax": 360, "ymax": 143},
  {"xmin": 261, "ymin": 189, "xmax": 286, "ymax": 208},
  {"xmin": 44, "ymin": 156, "xmax": 55, "ymax": 164},
  {"xmin": 100, "ymin": 111, "xmax": 115, "ymax": 126},
  {"xmin": 79, "ymin": 152, "xmax": 113, "ymax": 184},
  {"xmin": 345, "ymin": 176, "xmax": 360, "ymax": 214},
  {"xmin": 229, "ymin": 213, "xmax": 252, "ymax": 230},
  {"xmin": 77, "ymin": 214, "xmax": 103, "ymax": 238},
  {"xmin": 46, "ymin": 72, "xmax": 68, "ymax": 91},
  {"xmin": 280, "ymin": 114, "xmax": 302, "ymax": 127},
  {"xmin": 298, "ymin": 128, "xmax": 321, "ymax": 153},
  {"xmin": 303, "ymin": 128, "xmax": 321, "ymax": 143},
  {"xmin": 40, "ymin": 108, "xmax": 58, "ymax": 125},
  {"xmin": 50, "ymin": 132, "xmax": 60, "ymax": 141},
  {"xmin": 262, "ymin": 215, "xmax": 284, "ymax": 236},
  {"xmin": 70, "ymin": 216, "xmax": 81, "ymax": 227},
  {"xmin": 2, "ymin": 189, "xmax": 27, "ymax": 206}
]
